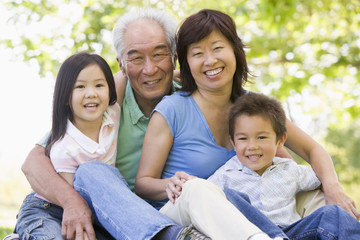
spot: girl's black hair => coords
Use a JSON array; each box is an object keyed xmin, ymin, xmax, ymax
[{"xmin": 45, "ymin": 52, "xmax": 117, "ymax": 156}]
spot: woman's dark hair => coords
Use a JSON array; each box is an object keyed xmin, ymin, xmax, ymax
[
  {"xmin": 177, "ymin": 9, "xmax": 249, "ymax": 102},
  {"xmin": 45, "ymin": 52, "xmax": 117, "ymax": 156}
]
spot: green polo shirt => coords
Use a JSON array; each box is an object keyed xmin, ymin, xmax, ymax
[
  {"xmin": 116, "ymin": 81, "xmax": 179, "ymax": 191},
  {"xmin": 115, "ymin": 82, "xmax": 149, "ymax": 191}
]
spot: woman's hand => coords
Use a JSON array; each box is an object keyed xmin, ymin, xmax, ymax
[
  {"xmin": 322, "ymin": 182, "xmax": 360, "ymax": 220},
  {"xmin": 166, "ymin": 171, "xmax": 196, "ymax": 203}
]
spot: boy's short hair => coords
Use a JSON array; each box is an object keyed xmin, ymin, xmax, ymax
[{"xmin": 229, "ymin": 92, "xmax": 287, "ymax": 141}]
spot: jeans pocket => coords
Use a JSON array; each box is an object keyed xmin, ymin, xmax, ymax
[{"xmin": 23, "ymin": 218, "xmax": 57, "ymax": 240}]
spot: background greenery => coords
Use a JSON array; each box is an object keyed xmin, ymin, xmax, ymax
[{"xmin": 1, "ymin": 0, "xmax": 359, "ymax": 235}]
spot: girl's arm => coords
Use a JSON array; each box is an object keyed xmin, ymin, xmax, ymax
[
  {"xmin": 114, "ymin": 71, "xmax": 127, "ymax": 106},
  {"xmin": 135, "ymin": 112, "xmax": 195, "ymax": 203},
  {"xmin": 285, "ymin": 119, "xmax": 360, "ymax": 220}
]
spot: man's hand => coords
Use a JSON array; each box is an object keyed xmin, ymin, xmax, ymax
[
  {"xmin": 61, "ymin": 195, "xmax": 96, "ymax": 240},
  {"xmin": 323, "ymin": 182, "xmax": 360, "ymax": 220}
]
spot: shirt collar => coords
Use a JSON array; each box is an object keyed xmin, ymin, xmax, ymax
[
  {"xmin": 66, "ymin": 107, "xmax": 114, "ymax": 153},
  {"xmin": 124, "ymin": 80, "xmax": 179, "ymax": 125},
  {"xmin": 224, "ymin": 155, "xmax": 291, "ymax": 174}
]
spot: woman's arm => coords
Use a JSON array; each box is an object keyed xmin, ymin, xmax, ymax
[
  {"xmin": 22, "ymin": 145, "xmax": 96, "ymax": 240},
  {"xmin": 285, "ymin": 119, "xmax": 360, "ymax": 220},
  {"xmin": 135, "ymin": 112, "xmax": 194, "ymax": 203}
]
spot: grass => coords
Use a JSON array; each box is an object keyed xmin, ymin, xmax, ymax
[{"xmin": 0, "ymin": 226, "xmax": 14, "ymax": 239}]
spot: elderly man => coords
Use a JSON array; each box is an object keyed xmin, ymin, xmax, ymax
[{"xmin": 14, "ymin": 8, "xmax": 207, "ymax": 240}]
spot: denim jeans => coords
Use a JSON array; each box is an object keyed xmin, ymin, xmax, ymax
[
  {"xmin": 224, "ymin": 188, "xmax": 289, "ymax": 239},
  {"xmin": 15, "ymin": 192, "xmax": 113, "ymax": 240},
  {"xmin": 282, "ymin": 205, "xmax": 360, "ymax": 240},
  {"xmin": 73, "ymin": 161, "xmax": 176, "ymax": 240},
  {"xmin": 225, "ymin": 188, "xmax": 360, "ymax": 240},
  {"xmin": 15, "ymin": 193, "xmax": 63, "ymax": 240}
]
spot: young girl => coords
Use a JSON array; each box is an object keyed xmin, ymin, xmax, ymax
[{"xmin": 15, "ymin": 52, "xmax": 123, "ymax": 239}]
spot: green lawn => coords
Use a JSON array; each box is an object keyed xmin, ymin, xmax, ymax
[{"xmin": 0, "ymin": 227, "xmax": 13, "ymax": 239}]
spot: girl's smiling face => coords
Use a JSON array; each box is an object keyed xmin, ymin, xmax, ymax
[{"xmin": 71, "ymin": 64, "xmax": 110, "ymax": 130}]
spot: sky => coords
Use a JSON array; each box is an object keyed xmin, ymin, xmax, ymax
[
  {"xmin": 0, "ymin": 2, "xmax": 54, "ymax": 176},
  {"xmin": 0, "ymin": 47, "xmax": 53, "ymax": 168},
  {"xmin": 0, "ymin": 45, "xmax": 54, "ymax": 227}
]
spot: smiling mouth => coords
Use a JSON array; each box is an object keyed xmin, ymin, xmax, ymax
[
  {"xmin": 84, "ymin": 103, "xmax": 98, "ymax": 109},
  {"xmin": 246, "ymin": 154, "xmax": 262, "ymax": 162},
  {"xmin": 204, "ymin": 67, "xmax": 224, "ymax": 76},
  {"xmin": 145, "ymin": 79, "xmax": 160, "ymax": 85}
]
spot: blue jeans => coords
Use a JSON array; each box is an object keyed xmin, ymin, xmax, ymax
[
  {"xmin": 15, "ymin": 193, "xmax": 63, "ymax": 240},
  {"xmin": 225, "ymin": 188, "xmax": 360, "ymax": 239},
  {"xmin": 282, "ymin": 205, "xmax": 360, "ymax": 240},
  {"xmin": 15, "ymin": 193, "xmax": 113, "ymax": 240},
  {"xmin": 73, "ymin": 161, "xmax": 176, "ymax": 240},
  {"xmin": 224, "ymin": 188, "xmax": 288, "ymax": 239}
]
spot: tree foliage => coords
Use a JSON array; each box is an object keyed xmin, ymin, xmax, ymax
[{"xmin": 2, "ymin": 0, "xmax": 360, "ymax": 204}]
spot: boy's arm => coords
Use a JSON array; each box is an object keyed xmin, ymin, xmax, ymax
[{"xmin": 22, "ymin": 145, "xmax": 96, "ymax": 240}]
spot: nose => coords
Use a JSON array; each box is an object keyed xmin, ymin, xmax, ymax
[
  {"xmin": 247, "ymin": 139, "xmax": 259, "ymax": 150},
  {"xmin": 85, "ymin": 86, "xmax": 97, "ymax": 98},
  {"xmin": 142, "ymin": 56, "xmax": 158, "ymax": 75},
  {"xmin": 204, "ymin": 51, "xmax": 217, "ymax": 66}
]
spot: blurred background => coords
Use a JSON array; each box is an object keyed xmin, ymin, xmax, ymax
[{"xmin": 1, "ymin": 0, "xmax": 359, "ymax": 235}]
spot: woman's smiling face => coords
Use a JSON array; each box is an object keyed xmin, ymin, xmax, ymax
[{"xmin": 186, "ymin": 30, "xmax": 236, "ymax": 94}]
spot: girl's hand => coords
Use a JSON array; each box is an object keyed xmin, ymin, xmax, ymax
[
  {"xmin": 323, "ymin": 182, "xmax": 360, "ymax": 220},
  {"xmin": 165, "ymin": 171, "xmax": 196, "ymax": 203}
]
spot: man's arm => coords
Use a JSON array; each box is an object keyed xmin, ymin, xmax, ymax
[{"xmin": 22, "ymin": 145, "xmax": 96, "ymax": 240}]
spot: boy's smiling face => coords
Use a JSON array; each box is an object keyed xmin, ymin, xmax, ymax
[{"xmin": 231, "ymin": 114, "xmax": 287, "ymax": 176}]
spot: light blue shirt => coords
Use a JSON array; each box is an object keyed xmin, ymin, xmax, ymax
[
  {"xmin": 208, "ymin": 156, "xmax": 321, "ymax": 226},
  {"xmin": 151, "ymin": 91, "xmax": 235, "ymax": 209}
]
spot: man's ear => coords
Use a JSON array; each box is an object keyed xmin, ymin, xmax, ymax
[
  {"xmin": 172, "ymin": 54, "xmax": 178, "ymax": 70},
  {"xmin": 117, "ymin": 57, "xmax": 126, "ymax": 75},
  {"xmin": 277, "ymin": 133, "xmax": 287, "ymax": 149}
]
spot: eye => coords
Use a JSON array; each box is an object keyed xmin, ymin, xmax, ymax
[
  {"xmin": 258, "ymin": 136, "xmax": 267, "ymax": 140},
  {"xmin": 128, "ymin": 56, "xmax": 143, "ymax": 65},
  {"xmin": 74, "ymin": 84, "xmax": 84, "ymax": 89},
  {"xmin": 193, "ymin": 52, "xmax": 202, "ymax": 57},
  {"xmin": 96, "ymin": 83, "xmax": 105, "ymax": 88},
  {"xmin": 153, "ymin": 53, "xmax": 168, "ymax": 61},
  {"xmin": 238, "ymin": 137, "xmax": 247, "ymax": 141}
]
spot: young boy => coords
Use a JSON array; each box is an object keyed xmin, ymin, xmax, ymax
[{"xmin": 208, "ymin": 92, "xmax": 360, "ymax": 239}]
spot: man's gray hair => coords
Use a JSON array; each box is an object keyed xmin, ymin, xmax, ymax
[{"xmin": 112, "ymin": 7, "xmax": 177, "ymax": 67}]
